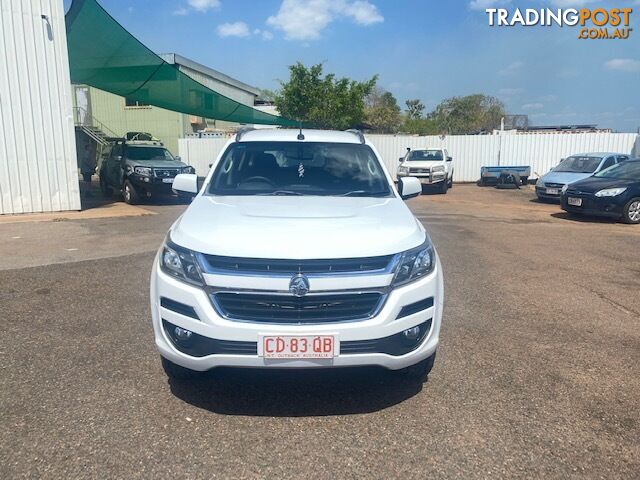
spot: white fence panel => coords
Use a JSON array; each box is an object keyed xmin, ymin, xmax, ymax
[
  {"xmin": 179, "ymin": 133, "xmax": 639, "ymax": 183},
  {"xmin": 500, "ymin": 133, "xmax": 639, "ymax": 177},
  {"xmin": 179, "ymin": 137, "xmax": 230, "ymax": 176}
]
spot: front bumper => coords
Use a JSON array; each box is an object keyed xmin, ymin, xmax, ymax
[
  {"xmin": 397, "ymin": 173, "xmax": 446, "ymax": 185},
  {"xmin": 535, "ymin": 186, "xmax": 562, "ymax": 200},
  {"xmin": 150, "ymin": 252, "xmax": 444, "ymax": 371},
  {"xmin": 129, "ymin": 174, "xmax": 177, "ymax": 195},
  {"xmin": 560, "ymin": 193, "xmax": 625, "ymax": 218}
]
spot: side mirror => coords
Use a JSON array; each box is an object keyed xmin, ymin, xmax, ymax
[
  {"xmin": 398, "ymin": 157, "xmax": 404, "ymax": 163},
  {"xmin": 174, "ymin": 156, "xmax": 181, "ymax": 162},
  {"xmin": 398, "ymin": 177, "xmax": 421, "ymax": 200},
  {"xmin": 172, "ymin": 173, "xmax": 198, "ymax": 194},
  {"xmin": 447, "ymin": 156, "xmax": 453, "ymax": 162}
]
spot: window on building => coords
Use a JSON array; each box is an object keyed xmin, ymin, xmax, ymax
[{"xmin": 124, "ymin": 98, "xmax": 150, "ymax": 108}]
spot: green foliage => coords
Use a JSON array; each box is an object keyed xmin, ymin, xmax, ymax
[
  {"xmin": 258, "ymin": 89, "xmax": 277, "ymax": 102},
  {"xmin": 405, "ymin": 99, "xmax": 425, "ymax": 120},
  {"xmin": 364, "ymin": 87, "xmax": 402, "ymax": 133},
  {"xmin": 402, "ymin": 117, "xmax": 440, "ymax": 136},
  {"xmin": 429, "ymin": 94, "xmax": 505, "ymax": 134},
  {"xmin": 273, "ymin": 62, "xmax": 377, "ymax": 130}
]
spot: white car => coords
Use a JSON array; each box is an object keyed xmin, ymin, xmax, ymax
[
  {"xmin": 150, "ymin": 129, "xmax": 444, "ymax": 382},
  {"xmin": 397, "ymin": 148, "xmax": 454, "ymax": 194}
]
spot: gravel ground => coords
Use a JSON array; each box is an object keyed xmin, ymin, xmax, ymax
[{"xmin": 1, "ymin": 185, "xmax": 638, "ymax": 479}]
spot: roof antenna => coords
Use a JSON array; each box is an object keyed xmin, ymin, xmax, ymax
[{"xmin": 297, "ymin": 120, "xmax": 305, "ymax": 141}]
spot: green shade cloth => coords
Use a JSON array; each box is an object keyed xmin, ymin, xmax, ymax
[{"xmin": 65, "ymin": 0, "xmax": 295, "ymax": 126}]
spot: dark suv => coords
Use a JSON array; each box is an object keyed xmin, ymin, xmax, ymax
[{"xmin": 99, "ymin": 139, "xmax": 194, "ymax": 204}]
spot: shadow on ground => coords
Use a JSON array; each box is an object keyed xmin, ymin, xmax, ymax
[
  {"xmin": 550, "ymin": 212, "xmax": 618, "ymax": 224},
  {"xmin": 168, "ymin": 367, "xmax": 424, "ymax": 417},
  {"xmin": 79, "ymin": 181, "xmax": 188, "ymax": 211}
]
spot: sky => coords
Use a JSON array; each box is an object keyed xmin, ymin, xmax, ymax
[{"xmin": 63, "ymin": 0, "xmax": 640, "ymax": 132}]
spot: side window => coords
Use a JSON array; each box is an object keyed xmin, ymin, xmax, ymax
[
  {"xmin": 600, "ymin": 156, "xmax": 615, "ymax": 170},
  {"xmin": 617, "ymin": 155, "xmax": 629, "ymax": 163}
]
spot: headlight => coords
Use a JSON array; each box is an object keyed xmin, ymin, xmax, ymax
[
  {"xmin": 595, "ymin": 187, "xmax": 627, "ymax": 197},
  {"xmin": 561, "ymin": 184, "xmax": 569, "ymax": 194},
  {"xmin": 391, "ymin": 239, "xmax": 435, "ymax": 287},
  {"xmin": 182, "ymin": 166, "xmax": 195, "ymax": 174},
  {"xmin": 398, "ymin": 166, "xmax": 409, "ymax": 175},
  {"xmin": 431, "ymin": 165, "xmax": 445, "ymax": 173},
  {"xmin": 134, "ymin": 166, "xmax": 152, "ymax": 176},
  {"xmin": 160, "ymin": 237, "xmax": 205, "ymax": 287}
]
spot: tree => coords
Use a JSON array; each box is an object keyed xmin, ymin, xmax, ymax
[
  {"xmin": 430, "ymin": 94, "xmax": 505, "ymax": 134},
  {"xmin": 364, "ymin": 87, "xmax": 401, "ymax": 133},
  {"xmin": 402, "ymin": 117, "xmax": 440, "ymax": 136},
  {"xmin": 273, "ymin": 62, "xmax": 377, "ymax": 130},
  {"xmin": 405, "ymin": 99, "xmax": 425, "ymax": 120}
]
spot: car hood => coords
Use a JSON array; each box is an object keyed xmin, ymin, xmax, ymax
[
  {"xmin": 540, "ymin": 171, "xmax": 592, "ymax": 185},
  {"xmin": 567, "ymin": 176, "xmax": 638, "ymax": 193},
  {"xmin": 128, "ymin": 159, "xmax": 187, "ymax": 168},
  {"xmin": 171, "ymin": 196, "xmax": 425, "ymax": 259}
]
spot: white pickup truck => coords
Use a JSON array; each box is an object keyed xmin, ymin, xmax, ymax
[
  {"xmin": 151, "ymin": 128, "xmax": 444, "ymax": 383},
  {"xmin": 397, "ymin": 148, "xmax": 454, "ymax": 194}
]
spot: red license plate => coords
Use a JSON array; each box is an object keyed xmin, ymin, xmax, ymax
[{"xmin": 258, "ymin": 335, "xmax": 338, "ymax": 359}]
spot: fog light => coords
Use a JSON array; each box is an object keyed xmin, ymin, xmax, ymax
[
  {"xmin": 402, "ymin": 326, "xmax": 421, "ymax": 340},
  {"xmin": 174, "ymin": 326, "xmax": 193, "ymax": 341}
]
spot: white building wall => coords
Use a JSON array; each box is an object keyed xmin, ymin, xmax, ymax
[
  {"xmin": 180, "ymin": 133, "xmax": 639, "ymax": 182},
  {"xmin": 0, "ymin": 0, "xmax": 80, "ymax": 215}
]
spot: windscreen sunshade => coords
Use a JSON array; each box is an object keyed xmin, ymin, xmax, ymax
[{"xmin": 65, "ymin": 0, "xmax": 296, "ymax": 126}]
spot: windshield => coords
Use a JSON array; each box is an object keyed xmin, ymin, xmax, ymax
[
  {"xmin": 126, "ymin": 146, "xmax": 174, "ymax": 161},
  {"xmin": 408, "ymin": 150, "xmax": 443, "ymax": 161},
  {"xmin": 594, "ymin": 161, "xmax": 640, "ymax": 180},
  {"xmin": 554, "ymin": 156, "xmax": 601, "ymax": 173},
  {"xmin": 208, "ymin": 142, "xmax": 391, "ymax": 197}
]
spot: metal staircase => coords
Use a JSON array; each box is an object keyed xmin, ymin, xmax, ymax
[{"xmin": 73, "ymin": 107, "xmax": 120, "ymax": 146}]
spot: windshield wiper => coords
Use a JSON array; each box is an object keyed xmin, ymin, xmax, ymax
[
  {"xmin": 257, "ymin": 190, "xmax": 304, "ymax": 196},
  {"xmin": 340, "ymin": 190, "xmax": 389, "ymax": 197}
]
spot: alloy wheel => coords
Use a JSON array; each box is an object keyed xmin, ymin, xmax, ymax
[{"xmin": 629, "ymin": 201, "xmax": 640, "ymax": 222}]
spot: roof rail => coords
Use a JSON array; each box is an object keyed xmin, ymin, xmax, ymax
[
  {"xmin": 345, "ymin": 129, "xmax": 365, "ymax": 144},
  {"xmin": 235, "ymin": 126, "xmax": 256, "ymax": 142}
]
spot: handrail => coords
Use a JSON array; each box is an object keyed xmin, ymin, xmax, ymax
[{"xmin": 72, "ymin": 106, "xmax": 120, "ymax": 139}]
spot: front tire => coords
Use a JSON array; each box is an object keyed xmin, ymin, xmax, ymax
[
  {"xmin": 622, "ymin": 198, "xmax": 640, "ymax": 224},
  {"xmin": 123, "ymin": 180, "xmax": 140, "ymax": 205},
  {"xmin": 161, "ymin": 357, "xmax": 203, "ymax": 380},
  {"xmin": 398, "ymin": 352, "xmax": 436, "ymax": 382},
  {"xmin": 439, "ymin": 180, "xmax": 448, "ymax": 194}
]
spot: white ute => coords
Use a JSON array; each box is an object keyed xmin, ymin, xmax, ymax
[
  {"xmin": 397, "ymin": 148, "xmax": 454, "ymax": 194},
  {"xmin": 151, "ymin": 129, "xmax": 444, "ymax": 381}
]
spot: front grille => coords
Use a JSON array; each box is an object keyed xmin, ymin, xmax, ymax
[
  {"xmin": 154, "ymin": 168, "xmax": 180, "ymax": 178},
  {"xmin": 201, "ymin": 255, "xmax": 394, "ymax": 275},
  {"xmin": 409, "ymin": 167, "xmax": 430, "ymax": 174},
  {"xmin": 212, "ymin": 292, "xmax": 384, "ymax": 323},
  {"xmin": 544, "ymin": 182, "xmax": 564, "ymax": 188}
]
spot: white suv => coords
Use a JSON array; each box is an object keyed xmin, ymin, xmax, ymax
[
  {"xmin": 151, "ymin": 129, "xmax": 444, "ymax": 381},
  {"xmin": 397, "ymin": 148, "xmax": 454, "ymax": 194}
]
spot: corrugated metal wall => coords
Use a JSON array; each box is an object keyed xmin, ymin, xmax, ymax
[
  {"xmin": 0, "ymin": 0, "xmax": 80, "ymax": 215},
  {"xmin": 179, "ymin": 132, "xmax": 639, "ymax": 181}
]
